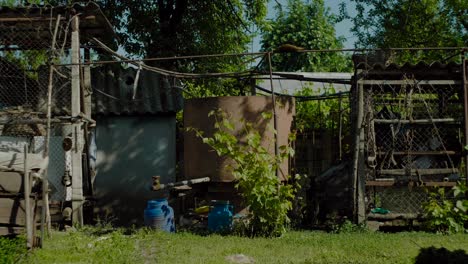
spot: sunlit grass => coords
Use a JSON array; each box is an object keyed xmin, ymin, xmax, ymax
[{"xmin": 8, "ymin": 228, "xmax": 468, "ymax": 264}]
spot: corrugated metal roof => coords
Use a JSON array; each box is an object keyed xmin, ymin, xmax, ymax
[
  {"xmin": 0, "ymin": 2, "xmax": 115, "ymax": 46},
  {"xmin": 355, "ymin": 61, "xmax": 461, "ymax": 71},
  {"xmin": 354, "ymin": 61, "xmax": 463, "ymax": 80},
  {"xmin": 257, "ymin": 72, "xmax": 352, "ymax": 94},
  {"xmin": 92, "ymin": 65, "xmax": 183, "ymax": 116}
]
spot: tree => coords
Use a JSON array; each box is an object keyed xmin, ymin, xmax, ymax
[
  {"xmin": 261, "ymin": 0, "xmax": 351, "ymax": 72},
  {"xmin": 347, "ymin": 0, "xmax": 467, "ymax": 62},
  {"xmin": 100, "ymin": 1, "xmax": 265, "ymax": 68},
  {"xmin": 97, "ymin": 1, "xmax": 269, "ymax": 97}
]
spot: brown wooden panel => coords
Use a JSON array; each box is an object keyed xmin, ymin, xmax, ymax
[
  {"xmin": 0, "ymin": 198, "xmax": 39, "ymax": 225},
  {"xmin": 0, "ymin": 226, "xmax": 24, "ymax": 236},
  {"xmin": 0, "ymin": 172, "xmax": 23, "ymax": 193}
]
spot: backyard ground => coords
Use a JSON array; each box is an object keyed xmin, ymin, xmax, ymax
[{"xmin": 1, "ymin": 227, "xmax": 467, "ymax": 264}]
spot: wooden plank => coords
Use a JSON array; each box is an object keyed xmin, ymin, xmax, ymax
[
  {"xmin": 0, "ymin": 152, "xmax": 49, "ymax": 173},
  {"xmin": 366, "ymin": 180, "xmax": 457, "ymax": 187},
  {"xmin": 374, "ymin": 118, "xmax": 457, "ymax": 124},
  {"xmin": 70, "ymin": 16, "xmax": 84, "ymax": 227},
  {"xmin": 0, "ymin": 226, "xmax": 25, "ymax": 236},
  {"xmin": 368, "ymin": 213, "xmax": 421, "ymax": 220},
  {"xmin": 0, "ymin": 198, "xmax": 39, "ymax": 225},
  {"xmin": 376, "ymin": 151, "xmax": 458, "ymax": 156},
  {"xmin": 379, "ymin": 168, "xmax": 458, "ymax": 176},
  {"xmin": 0, "ymin": 172, "xmax": 23, "ymax": 193}
]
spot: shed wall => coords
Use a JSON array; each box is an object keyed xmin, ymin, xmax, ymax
[{"xmin": 94, "ymin": 115, "xmax": 176, "ymax": 225}]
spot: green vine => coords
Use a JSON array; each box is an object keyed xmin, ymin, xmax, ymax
[
  {"xmin": 423, "ymin": 182, "xmax": 468, "ymax": 234},
  {"xmin": 189, "ymin": 109, "xmax": 299, "ymax": 237}
]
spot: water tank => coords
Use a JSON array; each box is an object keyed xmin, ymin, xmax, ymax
[{"xmin": 184, "ymin": 96, "xmax": 295, "ymax": 182}]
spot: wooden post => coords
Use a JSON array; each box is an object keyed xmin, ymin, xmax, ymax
[
  {"xmin": 357, "ymin": 86, "xmax": 367, "ymax": 224},
  {"xmin": 462, "ymin": 51, "xmax": 468, "ymax": 186},
  {"xmin": 352, "ymin": 69, "xmax": 366, "ymax": 224},
  {"xmin": 70, "ymin": 16, "xmax": 84, "ymax": 226},
  {"xmin": 83, "ymin": 49, "xmax": 92, "ymax": 118},
  {"xmin": 24, "ymin": 145, "xmax": 32, "ymax": 249}
]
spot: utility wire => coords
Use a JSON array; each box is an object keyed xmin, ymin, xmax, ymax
[{"xmin": 254, "ymin": 85, "xmax": 349, "ymax": 101}]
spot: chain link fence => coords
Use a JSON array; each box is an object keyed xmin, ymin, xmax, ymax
[
  {"xmin": 360, "ymin": 70, "xmax": 464, "ymax": 215},
  {"xmin": 0, "ymin": 17, "xmax": 73, "ymax": 202}
]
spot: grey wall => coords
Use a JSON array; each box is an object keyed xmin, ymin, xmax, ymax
[{"xmin": 94, "ymin": 115, "xmax": 176, "ymax": 226}]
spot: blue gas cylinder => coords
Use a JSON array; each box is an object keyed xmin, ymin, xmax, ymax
[
  {"xmin": 144, "ymin": 199, "xmax": 175, "ymax": 232},
  {"xmin": 208, "ymin": 200, "xmax": 233, "ymax": 233}
]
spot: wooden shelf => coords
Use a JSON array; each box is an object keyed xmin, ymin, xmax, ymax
[
  {"xmin": 376, "ymin": 151, "xmax": 459, "ymax": 156},
  {"xmin": 366, "ymin": 180, "xmax": 457, "ymax": 187},
  {"xmin": 378, "ymin": 168, "xmax": 458, "ymax": 176},
  {"xmin": 374, "ymin": 118, "xmax": 458, "ymax": 124}
]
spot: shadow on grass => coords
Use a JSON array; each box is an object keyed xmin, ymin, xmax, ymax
[{"xmin": 414, "ymin": 247, "xmax": 468, "ymax": 264}]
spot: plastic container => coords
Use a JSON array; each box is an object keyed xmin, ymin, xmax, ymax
[
  {"xmin": 208, "ymin": 200, "xmax": 233, "ymax": 233},
  {"xmin": 144, "ymin": 199, "xmax": 175, "ymax": 232}
]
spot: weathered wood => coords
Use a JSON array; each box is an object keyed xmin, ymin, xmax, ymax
[
  {"xmin": 366, "ymin": 180, "xmax": 457, "ymax": 187},
  {"xmin": 378, "ymin": 168, "xmax": 458, "ymax": 176},
  {"xmin": 0, "ymin": 172, "xmax": 23, "ymax": 193},
  {"xmin": 70, "ymin": 16, "xmax": 84, "ymax": 226},
  {"xmin": 357, "ymin": 81, "xmax": 366, "ymax": 224},
  {"xmin": 0, "ymin": 198, "xmax": 39, "ymax": 225},
  {"xmin": 0, "ymin": 152, "xmax": 49, "ymax": 173},
  {"xmin": 83, "ymin": 49, "xmax": 92, "ymax": 118},
  {"xmin": 367, "ymin": 213, "xmax": 421, "ymax": 220},
  {"xmin": 0, "ymin": 15, "xmax": 96, "ymax": 23},
  {"xmin": 23, "ymin": 146, "xmax": 33, "ymax": 248},
  {"xmin": 462, "ymin": 55, "xmax": 468, "ymax": 187},
  {"xmin": 359, "ymin": 80, "xmax": 460, "ymax": 85},
  {"xmin": 376, "ymin": 150, "xmax": 458, "ymax": 156},
  {"xmin": 374, "ymin": 118, "xmax": 457, "ymax": 124},
  {"xmin": 352, "ymin": 70, "xmax": 366, "ymax": 224}
]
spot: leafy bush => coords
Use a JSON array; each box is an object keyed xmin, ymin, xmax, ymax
[
  {"xmin": 190, "ymin": 109, "xmax": 298, "ymax": 237},
  {"xmin": 330, "ymin": 219, "xmax": 368, "ymax": 234},
  {"xmin": 295, "ymin": 86, "xmax": 349, "ymax": 131},
  {"xmin": 423, "ymin": 182, "xmax": 468, "ymax": 234},
  {"xmin": 0, "ymin": 236, "xmax": 26, "ymax": 264}
]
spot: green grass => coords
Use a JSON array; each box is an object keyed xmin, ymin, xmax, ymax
[{"xmin": 4, "ymin": 228, "xmax": 467, "ymax": 264}]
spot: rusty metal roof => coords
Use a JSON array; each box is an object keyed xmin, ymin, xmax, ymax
[
  {"xmin": 0, "ymin": 2, "xmax": 115, "ymax": 47},
  {"xmin": 354, "ymin": 61, "xmax": 463, "ymax": 80},
  {"xmin": 92, "ymin": 65, "xmax": 183, "ymax": 116}
]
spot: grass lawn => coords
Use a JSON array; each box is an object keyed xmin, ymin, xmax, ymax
[{"xmin": 4, "ymin": 228, "xmax": 468, "ymax": 264}]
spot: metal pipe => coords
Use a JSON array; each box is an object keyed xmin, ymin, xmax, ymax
[
  {"xmin": 338, "ymin": 95, "xmax": 343, "ymax": 161},
  {"xmin": 152, "ymin": 176, "xmax": 210, "ymax": 191},
  {"xmin": 267, "ymin": 52, "xmax": 280, "ymax": 179}
]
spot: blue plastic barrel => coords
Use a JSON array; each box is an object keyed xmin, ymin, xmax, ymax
[
  {"xmin": 208, "ymin": 200, "xmax": 233, "ymax": 233},
  {"xmin": 144, "ymin": 199, "xmax": 175, "ymax": 232}
]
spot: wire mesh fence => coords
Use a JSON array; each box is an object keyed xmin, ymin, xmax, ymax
[
  {"xmin": 0, "ymin": 16, "xmax": 73, "ymax": 202},
  {"xmin": 360, "ymin": 71, "xmax": 464, "ymax": 215}
]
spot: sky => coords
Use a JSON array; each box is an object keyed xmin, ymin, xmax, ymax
[{"xmin": 252, "ymin": 0, "xmax": 357, "ymax": 51}]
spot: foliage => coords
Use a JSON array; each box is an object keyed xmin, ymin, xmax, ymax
[
  {"xmin": 0, "ymin": 236, "xmax": 26, "ymax": 264},
  {"xmin": 100, "ymin": 1, "xmax": 266, "ymax": 66},
  {"xmin": 423, "ymin": 182, "xmax": 468, "ymax": 234},
  {"xmin": 345, "ymin": 0, "xmax": 467, "ymax": 63},
  {"xmin": 330, "ymin": 219, "xmax": 368, "ymax": 234},
  {"xmin": 99, "ymin": 0, "xmax": 268, "ymax": 97},
  {"xmin": 294, "ymin": 85, "xmax": 349, "ymax": 132},
  {"xmin": 189, "ymin": 109, "xmax": 298, "ymax": 237},
  {"xmin": 261, "ymin": 0, "xmax": 351, "ymax": 72}
]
